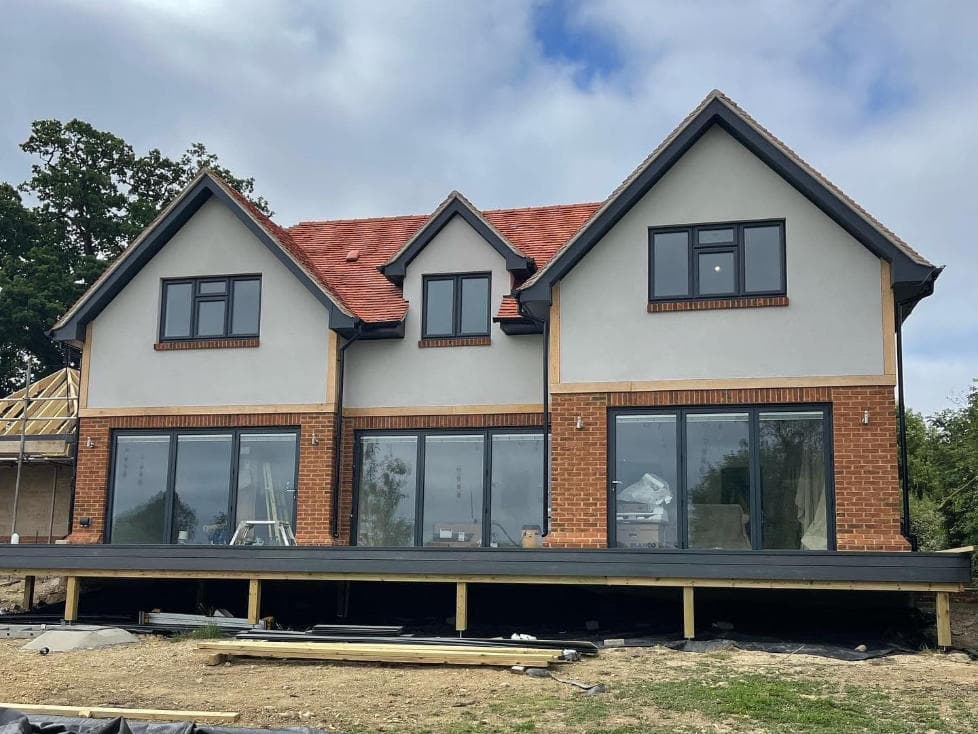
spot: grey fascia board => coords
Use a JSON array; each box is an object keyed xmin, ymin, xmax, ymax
[
  {"xmin": 519, "ymin": 99, "xmax": 936, "ymax": 309},
  {"xmin": 0, "ymin": 544, "xmax": 970, "ymax": 584},
  {"xmin": 50, "ymin": 177, "xmax": 348, "ymax": 342},
  {"xmin": 381, "ymin": 200, "xmax": 532, "ymax": 283}
]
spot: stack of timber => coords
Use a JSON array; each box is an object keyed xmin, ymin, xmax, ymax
[
  {"xmin": 198, "ymin": 638, "xmax": 578, "ymax": 667},
  {"xmin": 236, "ymin": 629, "xmax": 599, "ymax": 656}
]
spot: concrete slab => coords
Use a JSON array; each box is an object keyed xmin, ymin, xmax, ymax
[{"xmin": 21, "ymin": 627, "xmax": 137, "ymax": 652}]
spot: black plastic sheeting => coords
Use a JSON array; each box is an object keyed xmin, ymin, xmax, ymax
[{"xmin": 0, "ymin": 710, "xmax": 342, "ymax": 734}]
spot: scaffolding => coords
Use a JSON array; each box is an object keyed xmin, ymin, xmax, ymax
[{"xmin": 0, "ymin": 364, "xmax": 79, "ymax": 543}]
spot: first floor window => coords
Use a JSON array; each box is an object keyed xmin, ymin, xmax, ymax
[
  {"xmin": 354, "ymin": 429, "xmax": 544, "ymax": 547},
  {"xmin": 422, "ymin": 273, "xmax": 490, "ymax": 338},
  {"xmin": 649, "ymin": 220, "xmax": 785, "ymax": 300},
  {"xmin": 611, "ymin": 405, "xmax": 831, "ymax": 550},
  {"xmin": 160, "ymin": 275, "xmax": 261, "ymax": 341},
  {"xmin": 108, "ymin": 428, "xmax": 298, "ymax": 544}
]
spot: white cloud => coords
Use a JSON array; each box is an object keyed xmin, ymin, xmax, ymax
[{"xmin": 0, "ymin": 0, "xmax": 975, "ymax": 412}]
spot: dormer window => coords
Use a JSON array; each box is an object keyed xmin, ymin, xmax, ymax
[
  {"xmin": 160, "ymin": 275, "xmax": 261, "ymax": 341},
  {"xmin": 649, "ymin": 220, "xmax": 785, "ymax": 301},
  {"xmin": 422, "ymin": 273, "xmax": 490, "ymax": 338}
]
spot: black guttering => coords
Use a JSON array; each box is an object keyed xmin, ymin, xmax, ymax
[
  {"xmin": 895, "ymin": 301, "xmax": 916, "ymax": 550},
  {"xmin": 380, "ymin": 196, "xmax": 534, "ymax": 285},
  {"xmin": 330, "ymin": 331, "xmax": 360, "ymax": 539},
  {"xmin": 49, "ymin": 173, "xmax": 355, "ymax": 343},
  {"xmin": 518, "ymin": 299, "xmax": 550, "ymax": 536},
  {"xmin": 517, "ymin": 98, "xmax": 939, "ymax": 320}
]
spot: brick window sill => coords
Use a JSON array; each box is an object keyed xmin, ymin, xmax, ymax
[
  {"xmin": 154, "ymin": 338, "xmax": 260, "ymax": 351},
  {"xmin": 648, "ymin": 295, "xmax": 789, "ymax": 313},
  {"xmin": 418, "ymin": 336, "xmax": 491, "ymax": 348}
]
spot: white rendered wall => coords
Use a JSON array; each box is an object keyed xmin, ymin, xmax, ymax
[
  {"xmin": 87, "ymin": 198, "xmax": 331, "ymax": 407},
  {"xmin": 344, "ymin": 215, "xmax": 543, "ymax": 408},
  {"xmin": 559, "ymin": 126, "xmax": 886, "ymax": 383}
]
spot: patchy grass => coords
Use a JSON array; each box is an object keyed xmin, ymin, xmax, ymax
[
  {"xmin": 410, "ymin": 672, "xmax": 956, "ymax": 734},
  {"xmin": 171, "ymin": 624, "xmax": 225, "ymax": 640}
]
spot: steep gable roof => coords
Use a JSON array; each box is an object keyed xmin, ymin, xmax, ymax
[
  {"xmin": 50, "ymin": 170, "xmax": 355, "ymax": 343},
  {"xmin": 517, "ymin": 90, "xmax": 939, "ymax": 318},
  {"xmin": 287, "ymin": 202, "xmax": 599, "ymax": 323},
  {"xmin": 378, "ymin": 191, "xmax": 534, "ymax": 284}
]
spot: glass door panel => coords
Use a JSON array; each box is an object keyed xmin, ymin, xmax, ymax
[
  {"xmin": 686, "ymin": 413, "xmax": 751, "ymax": 549},
  {"xmin": 235, "ymin": 433, "xmax": 299, "ymax": 542},
  {"xmin": 109, "ymin": 435, "xmax": 172, "ymax": 543},
  {"xmin": 356, "ymin": 435, "xmax": 418, "ymax": 547},
  {"xmin": 759, "ymin": 410, "xmax": 829, "ymax": 549},
  {"xmin": 422, "ymin": 434, "xmax": 484, "ymax": 546},
  {"xmin": 489, "ymin": 433, "xmax": 544, "ymax": 547},
  {"xmin": 173, "ymin": 434, "xmax": 233, "ymax": 544},
  {"xmin": 612, "ymin": 414, "xmax": 679, "ymax": 548}
]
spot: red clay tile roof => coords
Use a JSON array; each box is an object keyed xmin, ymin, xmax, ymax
[{"xmin": 288, "ymin": 202, "xmax": 600, "ymax": 323}]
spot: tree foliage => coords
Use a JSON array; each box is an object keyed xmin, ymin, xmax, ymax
[
  {"xmin": 0, "ymin": 118, "xmax": 270, "ymax": 393},
  {"xmin": 904, "ymin": 383, "xmax": 978, "ymax": 552}
]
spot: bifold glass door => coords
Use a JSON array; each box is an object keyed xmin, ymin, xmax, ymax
[
  {"xmin": 355, "ymin": 429, "xmax": 545, "ymax": 548},
  {"xmin": 108, "ymin": 428, "xmax": 298, "ymax": 544},
  {"xmin": 610, "ymin": 407, "xmax": 833, "ymax": 550}
]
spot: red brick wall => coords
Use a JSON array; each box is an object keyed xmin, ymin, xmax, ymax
[
  {"xmin": 547, "ymin": 385, "xmax": 908, "ymax": 551},
  {"xmin": 336, "ymin": 412, "xmax": 545, "ymax": 544},
  {"xmin": 71, "ymin": 412, "xmax": 336, "ymax": 544}
]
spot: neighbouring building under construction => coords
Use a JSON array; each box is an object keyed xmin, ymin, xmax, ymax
[{"xmin": 0, "ymin": 367, "xmax": 78, "ymax": 543}]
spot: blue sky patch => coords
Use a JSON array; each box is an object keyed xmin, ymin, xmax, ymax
[{"xmin": 533, "ymin": 0, "xmax": 622, "ymax": 88}]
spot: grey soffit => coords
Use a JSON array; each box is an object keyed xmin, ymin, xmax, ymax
[
  {"xmin": 380, "ymin": 197, "xmax": 534, "ymax": 284},
  {"xmin": 517, "ymin": 98, "xmax": 940, "ymax": 318},
  {"xmin": 0, "ymin": 545, "xmax": 969, "ymax": 584},
  {"xmin": 49, "ymin": 175, "xmax": 354, "ymax": 343}
]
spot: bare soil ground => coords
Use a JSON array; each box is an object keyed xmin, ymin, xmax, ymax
[{"xmin": 0, "ymin": 631, "xmax": 976, "ymax": 734}]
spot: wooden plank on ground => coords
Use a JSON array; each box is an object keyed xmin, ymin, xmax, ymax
[
  {"xmin": 0, "ymin": 703, "xmax": 239, "ymax": 723},
  {"xmin": 196, "ymin": 640, "xmax": 561, "ymax": 667}
]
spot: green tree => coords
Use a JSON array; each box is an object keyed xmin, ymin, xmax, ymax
[
  {"xmin": 928, "ymin": 383, "xmax": 978, "ymax": 547},
  {"xmin": 0, "ymin": 119, "xmax": 270, "ymax": 392}
]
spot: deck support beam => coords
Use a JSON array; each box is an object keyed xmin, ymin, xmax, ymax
[
  {"xmin": 936, "ymin": 591, "xmax": 952, "ymax": 648},
  {"xmin": 247, "ymin": 578, "xmax": 262, "ymax": 625},
  {"xmin": 682, "ymin": 586, "xmax": 695, "ymax": 639},
  {"xmin": 64, "ymin": 576, "xmax": 80, "ymax": 622},
  {"xmin": 22, "ymin": 575, "xmax": 35, "ymax": 611},
  {"xmin": 455, "ymin": 582, "xmax": 468, "ymax": 633}
]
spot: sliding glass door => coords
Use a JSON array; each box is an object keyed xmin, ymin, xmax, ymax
[
  {"xmin": 610, "ymin": 406, "xmax": 833, "ymax": 550},
  {"xmin": 108, "ymin": 428, "xmax": 298, "ymax": 544},
  {"xmin": 354, "ymin": 428, "xmax": 545, "ymax": 548}
]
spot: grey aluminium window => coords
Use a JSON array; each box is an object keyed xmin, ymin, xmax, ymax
[
  {"xmin": 353, "ymin": 428, "xmax": 544, "ymax": 548},
  {"xmin": 649, "ymin": 220, "xmax": 785, "ymax": 301},
  {"xmin": 609, "ymin": 404, "xmax": 834, "ymax": 550},
  {"xmin": 421, "ymin": 273, "xmax": 491, "ymax": 338},
  {"xmin": 107, "ymin": 427, "xmax": 298, "ymax": 544},
  {"xmin": 160, "ymin": 275, "xmax": 261, "ymax": 340}
]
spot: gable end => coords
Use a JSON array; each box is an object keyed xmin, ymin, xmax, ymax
[
  {"xmin": 518, "ymin": 96, "xmax": 939, "ymax": 320},
  {"xmin": 50, "ymin": 174, "xmax": 354, "ymax": 343},
  {"xmin": 380, "ymin": 194, "xmax": 534, "ymax": 285}
]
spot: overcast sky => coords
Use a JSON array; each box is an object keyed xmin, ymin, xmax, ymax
[{"xmin": 1, "ymin": 0, "xmax": 975, "ymax": 415}]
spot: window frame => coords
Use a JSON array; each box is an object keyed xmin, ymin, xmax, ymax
[
  {"xmin": 421, "ymin": 272, "xmax": 491, "ymax": 339},
  {"xmin": 607, "ymin": 403, "xmax": 835, "ymax": 550},
  {"xmin": 159, "ymin": 274, "xmax": 262, "ymax": 342},
  {"xmin": 648, "ymin": 219, "xmax": 786, "ymax": 302},
  {"xmin": 351, "ymin": 426, "xmax": 544, "ymax": 548},
  {"xmin": 105, "ymin": 426, "xmax": 299, "ymax": 543}
]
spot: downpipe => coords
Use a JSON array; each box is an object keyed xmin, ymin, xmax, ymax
[{"xmin": 330, "ymin": 330, "xmax": 360, "ymax": 539}]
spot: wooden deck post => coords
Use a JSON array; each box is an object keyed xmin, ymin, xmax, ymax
[
  {"xmin": 247, "ymin": 578, "xmax": 262, "ymax": 625},
  {"xmin": 64, "ymin": 576, "xmax": 80, "ymax": 622},
  {"xmin": 22, "ymin": 575, "xmax": 35, "ymax": 611},
  {"xmin": 936, "ymin": 591, "xmax": 952, "ymax": 648},
  {"xmin": 455, "ymin": 582, "xmax": 468, "ymax": 633},
  {"xmin": 682, "ymin": 586, "xmax": 695, "ymax": 639}
]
